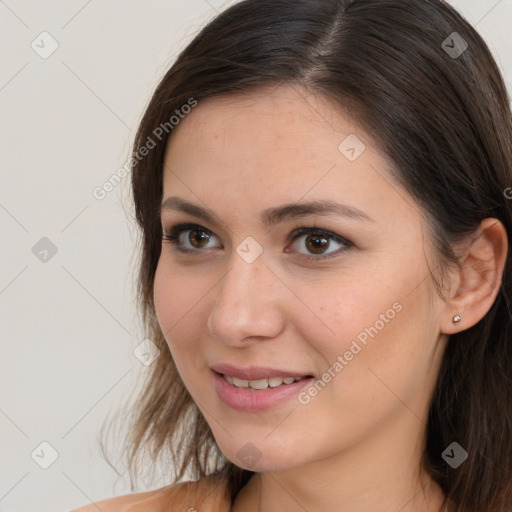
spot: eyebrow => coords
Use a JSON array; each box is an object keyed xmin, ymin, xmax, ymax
[{"xmin": 159, "ymin": 196, "xmax": 375, "ymax": 227}]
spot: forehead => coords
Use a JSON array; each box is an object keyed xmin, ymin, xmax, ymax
[
  {"xmin": 165, "ymin": 85, "xmax": 366, "ymax": 162},
  {"xmin": 163, "ymin": 85, "xmax": 386, "ymax": 181},
  {"xmin": 160, "ymin": 84, "xmax": 420, "ymax": 234}
]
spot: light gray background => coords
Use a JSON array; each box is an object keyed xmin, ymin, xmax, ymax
[{"xmin": 1, "ymin": 1, "xmax": 511, "ymax": 511}]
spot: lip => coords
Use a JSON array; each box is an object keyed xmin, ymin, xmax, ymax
[
  {"xmin": 210, "ymin": 363, "xmax": 313, "ymax": 381},
  {"xmin": 212, "ymin": 370, "xmax": 315, "ymax": 412}
]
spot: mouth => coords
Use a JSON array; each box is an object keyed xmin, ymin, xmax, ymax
[
  {"xmin": 212, "ymin": 370, "xmax": 315, "ymax": 411},
  {"xmin": 214, "ymin": 371, "xmax": 313, "ymax": 391}
]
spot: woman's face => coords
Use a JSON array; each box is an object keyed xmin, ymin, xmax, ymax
[{"xmin": 154, "ymin": 84, "xmax": 450, "ymax": 473}]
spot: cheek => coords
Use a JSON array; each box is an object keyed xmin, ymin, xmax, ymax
[
  {"xmin": 309, "ymin": 252, "xmax": 425, "ymax": 366},
  {"xmin": 153, "ymin": 260, "xmax": 215, "ymax": 383},
  {"xmin": 294, "ymin": 275, "xmax": 395, "ymax": 362},
  {"xmin": 307, "ymin": 273, "xmax": 435, "ymax": 424},
  {"xmin": 294, "ymin": 269, "xmax": 424, "ymax": 401},
  {"xmin": 153, "ymin": 261, "xmax": 203, "ymax": 352},
  {"xmin": 153, "ymin": 257, "xmax": 210, "ymax": 329}
]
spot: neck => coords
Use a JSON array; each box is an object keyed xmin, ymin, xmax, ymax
[{"xmin": 231, "ymin": 412, "xmax": 453, "ymax": 512}]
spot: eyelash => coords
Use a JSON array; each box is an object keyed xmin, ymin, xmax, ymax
[{"xmin": 161, "ymin": 222, "xmax": 354, "ymax": 262}]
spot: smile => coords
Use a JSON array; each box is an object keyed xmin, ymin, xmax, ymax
[
  {"xmin": 222, "ymin": 374, "xmax": 306, "ymax": 390},
  {"xmin": 212, "ymin": 370, "xmax": 315, "ymax": 411}
]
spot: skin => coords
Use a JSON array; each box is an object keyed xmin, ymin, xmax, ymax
[{"xmin": 153, "ymin": 84, "xmax": 508, "ymax": 512}]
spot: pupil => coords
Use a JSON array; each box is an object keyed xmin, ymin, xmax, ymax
[
  {"xmin": 190, "ymin": 230, "xmax": 209, "ymax": 248},
  {"xmin": 307, "ymin": 234, "xmax": 328, "ymax": 254}
]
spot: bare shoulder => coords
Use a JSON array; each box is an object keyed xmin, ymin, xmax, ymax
[
  {"xmin": 69, "ymin": 485, "xmax": 174, "ymax": 512},
  {"xmin": 69, "ymin": 474, "xmax": 231, "ymax": 512}
]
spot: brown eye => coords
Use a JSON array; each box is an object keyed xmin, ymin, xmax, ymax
[
  {"xmin": 304, "ymin": 233, "xmax": 330, "ymax": 254},
  {"xmin": 188, "ymin": 229, "xmax": 211, "ymax": 248},
  {"xmin": 288, "ymin": 227, "xmax": 352, "ymax": 261},
  {"xmin": 163, "ymin": 223, "xmax": 352, "ymax": 261},
  {"xmin": 162, "ymin": 223, "xmax": 221, "ymax": 252}
]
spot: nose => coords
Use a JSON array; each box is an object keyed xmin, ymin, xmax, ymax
[{"xmin": 206, "ymin": 251, "xmax": 286, "ymax": 346}]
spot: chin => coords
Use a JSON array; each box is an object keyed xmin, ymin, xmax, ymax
[{"xmin": 217, "ymin": 435, "xmax": 308, "ymax": 473}]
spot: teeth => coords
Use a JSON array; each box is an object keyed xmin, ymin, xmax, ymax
[
  {"xmin": 231, "ymin": 377, "xmax": 249, "ymax": 387},
  {"xmin": 224, "ymin": 374, "xmax": 304, "ymax": 390},
  {"xmin": 247, "ymin": 378, "xmax": 269, "ymax": 390},
  {"xmin": 269, "ymin": 377, "xmax": 285, "ymax": 387}
]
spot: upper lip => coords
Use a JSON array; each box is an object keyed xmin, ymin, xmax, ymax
[{"xmin": 211, "ymin": 363, "xmax": 313, "ymax": 381}]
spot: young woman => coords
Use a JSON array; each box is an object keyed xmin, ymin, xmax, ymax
[{"xmin": 72, "ymin": 0, "xmax": 512, "ymax": 511}]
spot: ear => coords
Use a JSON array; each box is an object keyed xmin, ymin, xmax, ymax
[{"xmin": 440, "ymin": 218, "xmax": 508, "ymax": 335}]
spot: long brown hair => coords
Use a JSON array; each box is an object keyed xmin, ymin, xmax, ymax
[{"xmin": 99, "ymin": 1, "xmax": 512, "ymax": 510}]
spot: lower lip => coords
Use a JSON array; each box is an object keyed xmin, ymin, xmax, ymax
[{"xmin": 212, "ymin": 370, "xmax": 314, "ymax": 412}]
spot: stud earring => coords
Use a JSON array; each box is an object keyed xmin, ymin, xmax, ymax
[{"xmin": 452, "ymin": 314, "xmax": 462, "ymax": 324}]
